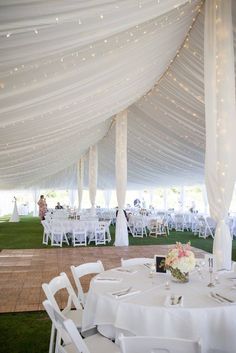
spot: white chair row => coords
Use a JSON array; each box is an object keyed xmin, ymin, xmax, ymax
[{"xmin": 41, "ymin": 220, "xmax": 111, "ymax": 247}]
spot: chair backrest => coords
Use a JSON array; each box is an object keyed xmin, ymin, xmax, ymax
[
  {"xmin": 43, "ymin": 300, "xmax": 89, "ymax": 353},
  {"xmin": 43, "ymin": 300, "xmax": 71, "ymax": 346},
  {"xmin": 63, "ymin": 319, "xmax": 90, "ymax": 353},
  {"xmin": 119, "ymin": 335, "xmax": 201, "ymax": 353},
  {"xmin": 71, "ymin": 260, "xmax": 104, "ymax": 305},
  {"xmin": 41, "ymin": 220, "xmax": 51, "ymax": 233},
  {"xmin": 121, "ymin": 258, "xmax": 154, "ymax": 267},
  {"xmin": 42, "ymin": 272, "xmax": 82, "ymax": 315}
]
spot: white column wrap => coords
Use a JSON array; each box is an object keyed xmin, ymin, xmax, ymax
[
  {"xmin": 89, "ymin": 146, "xmax": 98, "ymax": 214},
  {"xmin": 77, "ymin": 158, "xmax": 84, "ymax": 210},
  {"xmin": 202, "ymin": 185, "xmax": 209, "ymax": 215},
  {"xmin": 10, "ymin": 198, "xmax": 20, "ymax": 222},
  {"xmin": 204, "ymin": 0, "xmax": 236, "ymax": 270},
  {"xmin": 115, "ymin": 110, "xmax": 128, "ymax": 246}
]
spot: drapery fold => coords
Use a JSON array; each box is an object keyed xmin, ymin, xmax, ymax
[
  {"xmin": 77, "ymin": 158, "xmax": 84, "ymax": 210},
  {"xmin": 115, "ymin": 110, "xmax": 128, "ymax": 246},
  {"xmin": 89, "ymin": 145, "xmax": 98, "ymax": 215},
  {"xmin": 204, "ymin": 0, "xmax": 236, "ymax": 270}
]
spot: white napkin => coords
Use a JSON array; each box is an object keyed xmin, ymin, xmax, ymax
[
  {"xmin": 94, "ymin": 277, "xmax": 122, "ymax": 283},
  {"xmin": 165, "ymin": 295, "xmax": 183, "ymax": 307},
  {"xmin": 112, "ymin": 268, "xmax": 137, "ymax": 274}
]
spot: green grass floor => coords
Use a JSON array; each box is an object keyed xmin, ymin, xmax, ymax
[
  {"xmin": 0, "ymin": 312, "xmax": 51, "ymax": 353},
  {"xmin": 1, "ymin": 215, "xmax": 236, "ymax": 353}
]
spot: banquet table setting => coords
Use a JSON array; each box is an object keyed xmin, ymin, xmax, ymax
[{"xmin": 82, "ymin": 263, "xmax": 236, "ymax": 353}]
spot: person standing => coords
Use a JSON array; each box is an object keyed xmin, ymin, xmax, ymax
[{"xmin": 37, "ymin": 195, "xmax": 47, "ymax": 220}]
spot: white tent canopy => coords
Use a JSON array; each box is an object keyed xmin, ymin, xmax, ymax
[{"xmin": 0, "ymin": 0, "xmax": 235, "ymax": 190}]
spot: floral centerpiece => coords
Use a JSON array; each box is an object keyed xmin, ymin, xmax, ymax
[{"xmin": 163, "ymin": 242, "xmax": 196, "ymax": 282}]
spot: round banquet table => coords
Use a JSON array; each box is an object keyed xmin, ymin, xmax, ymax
[{"xmin": 82, "ymin": 264, "xmax": 236, "ymax": 353}]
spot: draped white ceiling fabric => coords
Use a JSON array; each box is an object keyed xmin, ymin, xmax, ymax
[{"xmin": 0, "ymin": 0, "xmax": 235, "ymax": 191}]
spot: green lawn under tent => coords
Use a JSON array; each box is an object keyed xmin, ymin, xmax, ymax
[
  {"xmin": 2, "ymin": 216, "xmax": 236, "ymax": 257},
  {"xmin": 1, "ymin": 216, "xmax": 236, "ymax": 353}
]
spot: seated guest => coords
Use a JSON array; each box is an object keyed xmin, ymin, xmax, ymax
[{"xmin": 55, "ymin": 202, "xmax": 63, "ymax": 209}]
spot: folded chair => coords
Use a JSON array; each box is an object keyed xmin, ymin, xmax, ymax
[
  {"xmin": 42, "ymin": 272, "xmax": 83, "ymax": 353},
  {"xmin": 43, "ymin": 300, "xmax": 120, "ymax": 353}
]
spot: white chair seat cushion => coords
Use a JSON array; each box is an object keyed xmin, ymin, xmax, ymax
[
  {"xmin": 85, "ymin": 333, "xmax": 120, "ymax": 353},
  {"xmin": 63, "ymin": 333, "xmax": 120, "ymax": 353},
  {"xmin": 65, "ymin": 309, "xmax": 83, "ymax": 328}
]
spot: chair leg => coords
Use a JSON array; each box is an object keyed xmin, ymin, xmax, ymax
[{"xmin": 49, "ymin": 324, "xmax": 56, "ymax": 353}]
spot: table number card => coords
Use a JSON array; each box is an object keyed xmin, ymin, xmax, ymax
[{"xmin": 155, "ymin": 255, "xmax": 166, "ymax": 273}]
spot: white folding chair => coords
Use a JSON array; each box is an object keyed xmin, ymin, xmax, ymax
[
  {"xmin": 43, "ymin": 300, "xmax": 120, "ymax": 353},
  {"xmin": 72, "ymin": 221, "xmax": 87, "ymax": 247},
  {"xmin": 63, "ymin": 319, "xmax": 120, "ymax": 353},
  {"xmin": 174, "ymin": 214, "xmax": 184, "ymax": 232},
  {"xmin": 51, "ymin": 221, "xmax": 69, "ymax": 247},
  {"xmin": 148, "ymin": 220, "xmax": 167, "ymax": 237},
  {"xmin": 133, "ymin": 219, "xmax": 147, "ymax": 237},
  {"xmin": 42, "ymin": 272, "xmax": 83, "ymax": 353},
  {"xmin": 121, "ymin": 258, "xmax": 154, "ymax": 267},
  {"xmin": 99, "ymin": 221, "xmax": 111, "ymax": 242},
  {"xmin": 119, "ymin": 334, "xmax": 201, "ymax": 353},
  {"xmin": 94, "ymin": 226, "xmax": 106, "ymax": 245},
  {"xmin": 71, "ymin": 260, "xmax": 104, "ymax": 307},
  {"xmin": 41, "ymin": 220, "xmax": 51, "ymax": 245}
]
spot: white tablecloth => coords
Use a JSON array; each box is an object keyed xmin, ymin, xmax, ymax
[{"xmin": 82, "ymin": 265, "xmax": 236, "ymax": 353}]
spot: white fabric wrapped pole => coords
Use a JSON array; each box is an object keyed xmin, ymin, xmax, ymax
[
  {"xmin": 89, "ymin": 146, "xmax": 98, "ymax": 216},
  {"xmin": 201, "ymin": 185, "xmax": 209, "ymax": 215},
  {"xmin": 204, "ymin": 0, "xmax": 236, "ymax": 270},
  {"xmin": 115, "ymin": 110, "xmax": 128, "ymax": 246},
  {"xmin": 10, "ymin": 197, "xmax": 19, "ymax": 222},
  {"xmin": 77, "ymin": 158, "xmax": 84, "ymax": 210}
]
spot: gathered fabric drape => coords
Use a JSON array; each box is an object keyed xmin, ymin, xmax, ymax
[
  {"xmin": 77, "ymin": 158, "xmax": 84, "ymax": 210},
  {"xmin": 115, "ymin": 110, "xmax": 128, "ymax": 246},
  {"xmin": 89, "ymin": 145, "xmax": 98, "ymax": 215},
  {"xmin": 204, "ymin": 0, "xmax": 236, "ymax": 270}
]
